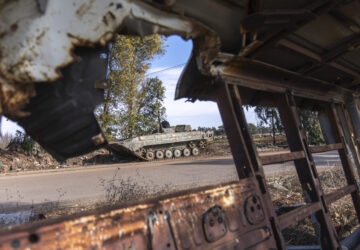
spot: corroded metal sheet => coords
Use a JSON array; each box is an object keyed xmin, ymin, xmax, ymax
[
  {"xmin": 0, "ymin": 0, "xmax": 205, "ymax": 84},
  {"xmin": 0, "ymin": 179, "xmax": 277, "ymax": 249}
]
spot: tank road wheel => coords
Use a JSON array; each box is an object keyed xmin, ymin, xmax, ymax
[
  {"xmin": 188, "ymin": 142, "xmax": 196, "ymax": 149},
  {"xmin": 174, "ymin": 149, "xmax": 181, "ymax": 158},
  {"xmin": 183, "ymin": 148, "xmax": 191, "ymax": 157},
  {"xmin": 192, "ymin": 147, "xmax": 199, "ymax": 156},
  {"xmin": 199, "ymin": 140, "xmax": 207, "ymax": 149},
  {"xmin": 146, "ymin": 151, "xmax": 154, "ymax": 161},
  {"xmin": 165, "ymin": 150, "xmax": 173, "ymax": 159},
  {"xmin": 156, "ymin": 150, "xmax": 164, "ymax": 159}
]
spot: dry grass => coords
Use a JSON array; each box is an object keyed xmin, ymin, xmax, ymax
[
  {"xmin": 267, "ymin": 165, "xmax": 359, "ymax": 245},
  {"xmin": 98, "ymin": 168, "xmax": 175, "ymax": 205},
  {"xmin": 0, "ymin": 161, "xmax": 357, "ymax": 247},
  {"xmin": 0, "ymin": 168, "xmax": 177, "ymax": 228}
]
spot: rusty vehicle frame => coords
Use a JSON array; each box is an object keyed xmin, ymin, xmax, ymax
[{"xmin": 1, "ymin": 0, "xmax": 360, "ymax": 249}]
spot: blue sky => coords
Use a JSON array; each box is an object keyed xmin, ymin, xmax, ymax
[
  {"xmin": 147, "ymin": 35, "xmax": 256, "ymax": 129},
  {"xmin": 1, "ymin": 35, "xmax": 257, "ymax": 135}
]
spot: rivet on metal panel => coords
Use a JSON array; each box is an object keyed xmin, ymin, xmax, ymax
[
  {"xmin": 202, "ymin": 206, "xmax": 227, "ymax": 242},
  {"xmin": 244, "ymin": 194, "xmax": 265, "ymax": 225},
  {"xmin": 92, "ymin": 134, "xmax": 105, "ymax": 146}
]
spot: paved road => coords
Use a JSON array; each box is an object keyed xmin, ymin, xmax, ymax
[{"xmin": 0, "ymin": 151, "xmax": 342, "ymax": 211}]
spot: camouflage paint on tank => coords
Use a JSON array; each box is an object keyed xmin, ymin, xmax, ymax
[{"xmin": 109, "ymin": 125, "xmax": 214, "ymax": 160}]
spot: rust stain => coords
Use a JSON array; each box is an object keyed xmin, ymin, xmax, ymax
[
  {"xmin": 35, "ymin": 30, "xmax": 46, "ymax": 46},
  {"xmin": 75, "ymin": 0, "xmax": 95, "ymax": 19},
  {"xmin": 92, "ymin": 133, "xmax": 105, "ymax": 146},
  {"xmin": 66, "ymin": 32, "xmax": 97, "ymax": 47},
  {"xmin": 102, "ymin": 11, "xmax": 116, "ymax": 26},
  {"xmin": 0, "ymin": 79, "xmax": 35, "ymax": 119},
  {"xmin": 0, "ymin": 179, "xmax": 277, "ymax": 249}
]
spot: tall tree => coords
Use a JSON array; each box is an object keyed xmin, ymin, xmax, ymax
[
  {"xmin": 299, "ymin": 110, "xmax": 325, "ymax": 145},
  {"xmin": 97, "ymin": 34, "xmax": 166, "ymax": 139},
  {"xmin": 254, "ymin": 107, "xmax": 283, "ymax": 145}
]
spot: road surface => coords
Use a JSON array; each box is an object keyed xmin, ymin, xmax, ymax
[{"xmin": 0, "ymin": 151, "xmax": 342, "ymax": 211}]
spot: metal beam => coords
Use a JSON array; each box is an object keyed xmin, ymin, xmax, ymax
[
  {"xmin": 346, "ymin": 96, "xmax": 360, "ymax": 149},
  {"xmin": 324, "ymin": 184, "xmax": 357, "ymax": 205},
  {"xmin": 336, "ymin": 104, "xmax": 360, "ymax": 179},
  {"xmin": 212, "ymin": 55, "xmax": 351, "ymax": 103},
  {"xmin": 277, "ymin": 39, "xmax": 360, "ymax": 81},
  {"xmin": 216, "ymin": 81, "xmax": 286, "ymax": 249},
  {"xmin": 325, "ymin": 103, "xmax": 360, "ymax": 223},
  {"xmin": 309, "ymin": 143, "xmax": 343, "ymax": 153},
  {"xmin": 277, "ymin": 202, "xmax": 322, "ymax": 230},
  {"xmin": 260, "ymin": 151, "xmax": 305, "ymax": 165},
  {"xmin": 245, "ymin": 0, "xmax": 343, "ymax": 59},
  {"xmin": 277, "ymin": 92, "xmax": 340, "ymax": 249}
]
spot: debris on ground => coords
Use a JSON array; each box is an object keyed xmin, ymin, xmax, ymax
[
  {"xmin": 267, "ymin": 166, "xmax": 357, "ymax": 244},
  {"xmin": 0, "ymin": 139, "xmax": 289, "ymax": 173},
  {"xmin": 0, "ymin": 143, "xmax": 125, "ymax": 173}
]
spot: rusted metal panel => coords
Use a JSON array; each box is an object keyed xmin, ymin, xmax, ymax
[
  {"xmin": 260, "ymin": 151, "xmax": 305, "ymax": 165},
  {"xmin": 0, "ymin": 81, "xmax": 35, "ymax": 119},
  {"xmin": 0, "ymin": 0, "xmax": 207, "ymax": 84},
  {"xmin": 1, "ymin": 1, "xmax": 360, "ymax": 248},
  {"xmin": 0, "ymin": 180, "xmax": 278, "ymax": 249}
]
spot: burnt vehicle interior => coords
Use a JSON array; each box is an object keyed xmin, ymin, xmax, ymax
[{"xmin": 1, "ymin": 0, "xmax": 360, "ymax": 249}]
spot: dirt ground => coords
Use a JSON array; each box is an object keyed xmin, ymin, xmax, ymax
[
  {"xmin": 0, "ymin": 163, "xmax": 355, "ymax": 246},
  {"xmin": 0, "ymin": 142, "xmax": 231, "ymax": 173},
  {"xmin": 267, "ymin": 165, "xmax": 358, "ymax": 244},
  {"xmin": 0, "ymin": 139, "xmax": 357, "ymax": 245},
  {"xmin": 0, "ymin": 138, "xmax": 290, "ymax": 173},
  {"xmin": 0, "ymin": 146, "xmax": 127, "ymax": 173}
]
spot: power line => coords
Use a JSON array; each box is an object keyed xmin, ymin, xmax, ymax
[{"xmin": 146, "ymin": 63, "xmax": 186, "ymax": 76}]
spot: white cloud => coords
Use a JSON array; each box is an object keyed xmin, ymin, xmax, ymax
[
  {"xmin": 147, "ymin": 65, "xmax": 257, "ymax": 127},
  {"xmin": 148, "ymin": 66, "xmax": 221, "ymax": 121}
]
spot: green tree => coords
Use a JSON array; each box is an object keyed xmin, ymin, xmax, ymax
[
  {"xmin": 254, "ymin": 107, "xmax": 283, "ymax": 145},
  {"xmin": 97, "ymin": 34, "xmax": 166, "ymax": 139},
  {"xmin": 299, "ymin": 110, "xmax": 325, "ymax": 145},
  {"xmin": 119, "ymin": 77, "xmax": 166, "ymax": 137}
]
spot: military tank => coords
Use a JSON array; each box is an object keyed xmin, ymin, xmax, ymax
[{"xmin": 108, "ymin": 122, "xmax": 214, "ymax": 161}]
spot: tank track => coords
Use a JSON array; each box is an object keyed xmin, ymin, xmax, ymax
[{"xmin": 137, "ymin": 140, "xmax": 207, "ymax": 161}]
